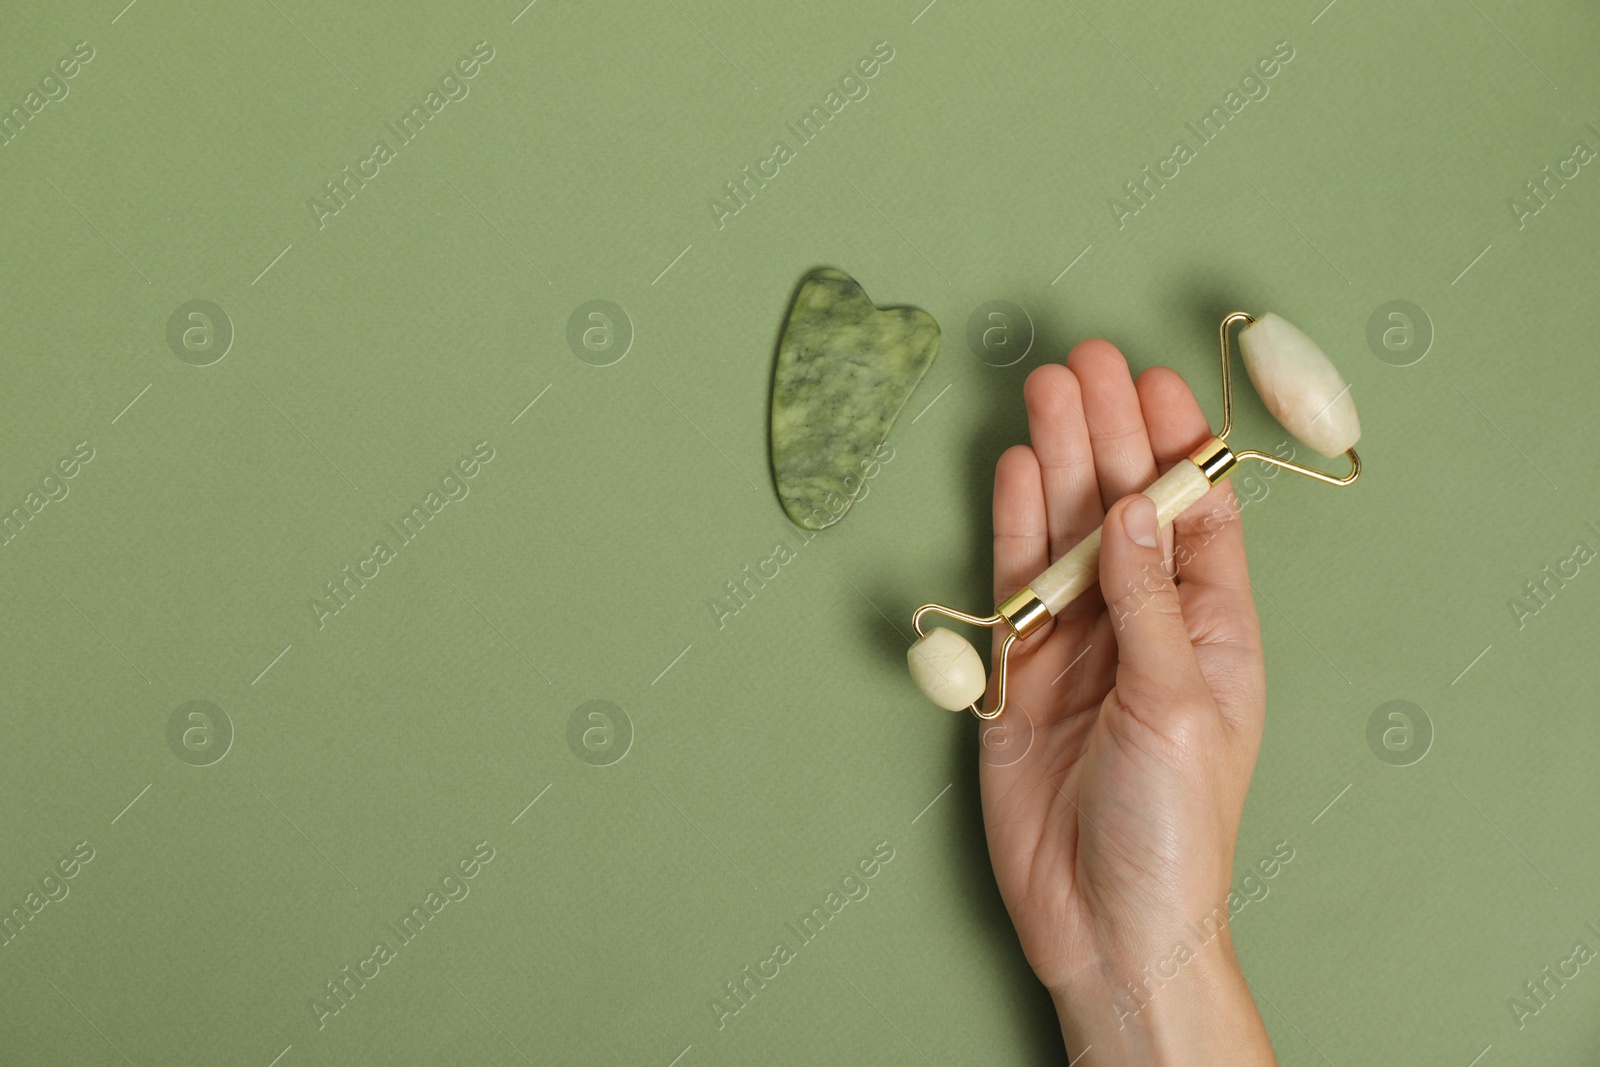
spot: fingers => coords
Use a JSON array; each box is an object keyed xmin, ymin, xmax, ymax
[
  {"xmin": 1133, "ymin": 367, "xmax": 1256, "ymax": 620},
  {"xmin": 993, "ymin": 444, "xmax": 1049, "ymax": 604},
  {"xmin": 1099, "ymin": 495, "xmax": 1208, "ymax": 714},
  {"xmin": 1132, "ymin": 365, "xmax": 1210, "ymax": 470},
  {"xmin": 1067, "ymin": 340, "xmax": 1159, "ymax": 512},
  {"xmin": 1023, "ymin": 364, "xmax": 1102, "ymax": 560}
]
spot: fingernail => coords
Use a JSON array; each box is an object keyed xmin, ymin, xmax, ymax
[{"xmin": 1123, "ymin": 496, "xmax": 1158, "ymax": 548}]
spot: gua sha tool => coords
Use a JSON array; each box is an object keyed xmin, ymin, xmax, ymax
[
  {"xmin": 771, "ymin": 268, "xmax": 941, "ymax": 530},
  {"xmin": 907, "ymin": 311, "xmax": 1363, "ymax": 718}
]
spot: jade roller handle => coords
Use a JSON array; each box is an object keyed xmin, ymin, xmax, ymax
[{"xmin": 1026, "ymin": 456, "xmax": 1214, "ymax": 615}]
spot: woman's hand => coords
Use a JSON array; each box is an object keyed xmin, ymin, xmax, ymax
[{"xmin": 980, "ymin": 339, "xmax": 1277, "ymax": 1065}]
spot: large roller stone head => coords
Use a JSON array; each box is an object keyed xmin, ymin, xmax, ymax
[{"xmin": 1237, "ymin": 313, "xmax": 1361, "ymax": 458}]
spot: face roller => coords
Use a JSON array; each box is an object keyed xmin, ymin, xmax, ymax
[{"xmin": 907, "ymin": 311, "xmax": 1363, "ymax": 718}]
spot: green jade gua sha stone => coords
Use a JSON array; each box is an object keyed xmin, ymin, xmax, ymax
[{"xmin": 769, "ymin": 268, "xmax": 941, "ymax": 530}]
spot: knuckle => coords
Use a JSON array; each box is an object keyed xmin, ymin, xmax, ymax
[
  {"xmin": 1177, "ymin": 493, "xmax": 1240, "ymax": 538},
  {"xmin": 1105, "ymin": 686, "xmax": 1213, "ymax": 753},
  {"xmin": 1105, "ymin": 566, "xmax": 1181, "ymax": 630},
  {"xmin": 1093, "ymin": 420, "xmax": 1146, "ymax": 449}
]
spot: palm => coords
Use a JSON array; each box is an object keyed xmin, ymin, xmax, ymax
[{"xmin": 977, "ymin": 341, "xmax": 1265, "ymax": 994}]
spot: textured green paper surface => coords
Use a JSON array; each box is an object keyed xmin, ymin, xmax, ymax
[{"xmin": 2, "ymin": 2, "xmax": 1599, "ymax": 1064}]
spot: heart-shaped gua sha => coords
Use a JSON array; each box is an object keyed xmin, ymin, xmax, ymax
[{"xmin": 770, "ymin": 268, "xmax": 941, "ymax": 530}]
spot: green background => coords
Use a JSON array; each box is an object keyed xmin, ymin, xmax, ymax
[{"xmin": 2, "ymin": 0, "xmax": 1598, "ymax": 1063}]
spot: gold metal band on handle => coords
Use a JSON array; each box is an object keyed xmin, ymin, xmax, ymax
[
  {"xmin": 997, "ymin": 588, "xmax": 1050, "ymax": 640},
  {"xmin": 1189, "ymin": 436, "xmax": 1237, "ymax": 483}
]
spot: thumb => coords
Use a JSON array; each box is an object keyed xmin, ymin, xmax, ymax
[{"xmin": 1100, "ymin": 494, "xmax": 1206, "ymax": 709}]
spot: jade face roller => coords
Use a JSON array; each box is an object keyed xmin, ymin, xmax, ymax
[{"xmin": 907, "ymin": 311, "xmax": 1363, "ymax": 718}]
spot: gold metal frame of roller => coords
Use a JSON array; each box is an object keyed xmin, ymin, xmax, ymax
[{"xmin": 911, "ymin": 311, "xmax": 1362, "ymax": 721}]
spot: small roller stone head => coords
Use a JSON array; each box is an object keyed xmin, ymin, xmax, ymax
[
  {"xmin": 1237, "ymin": 313, "xmax": 1361, "ymax": 458},
  {"xmin": 906, "ymin": 627, "xmax": 987, "ymax": 712}
]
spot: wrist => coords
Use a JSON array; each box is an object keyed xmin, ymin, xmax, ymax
[{"xmin": 1048, "ymin": 941, "xmax": 1275, "ymax": 1066}]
